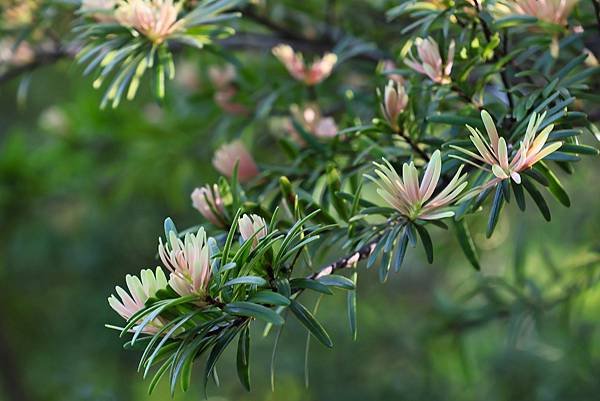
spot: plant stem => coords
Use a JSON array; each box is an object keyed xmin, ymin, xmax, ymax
[
  {"xmin": 472, "ymin": 0, "xmax": 515, "ymax": 115},
  {"xmin": 592, "ymin": 0, "xmax": 600, "ymax": 32},
  {"xmin": 309, "ymin": 239, "xmax": 379, "ymax": 280},
  {"xmin": 396, "ymin": 129, "xmax": 431, "ymax": 162}
]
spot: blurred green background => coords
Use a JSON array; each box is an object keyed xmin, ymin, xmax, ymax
[{"xmin": 2, "ymin": 46, "xmax": 600, "ymax": 401}]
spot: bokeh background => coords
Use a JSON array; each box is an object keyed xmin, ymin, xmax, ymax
[{"xmin": 2, "ymin": 5, "xmax": 600, "ymax": 401}]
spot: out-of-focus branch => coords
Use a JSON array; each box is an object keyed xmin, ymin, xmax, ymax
[
  {"xmin": 240, "ymin": 7, "xmax": 305, "ymax": 42},
  {"xmin": 0, "ymin": 45, "xmax": 78, "ymax": 85},
  {"xmin": 0, "ymin": 29, "xmax": 383, "ymax": 86},
  {"xmin": 473, "ymin": 0, "xmax": 515, "ymax": 115},
  {"xmin": 326, "ymin": 0, "xmax": 338, "ymax": 25},
  {"xmin": 308, "ymin": 240, "xmax": 378, "ymax": 280},
  {"xmin": 0, "ymin": 3, "xmax": 385, "ymax": 85},
  {"xmin": 0, "ymin": 313, "xmax": 34, "ymax": 401},
  {"xmin": 238, "ymin": 6, "xmax": 385, "ymax": 62},
  {"xmin": 592, "ymin": 0, "xmax": 600, "ymax": 32},
  {"xmin": 220, "ymin": 32, "xmax": 383, "ymax": 62}
]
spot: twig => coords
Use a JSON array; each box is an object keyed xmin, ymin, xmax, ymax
[
  {"xmin": 240, "ymin": 7, "xmax": 305, "ymax": 42},
  {"xmin": 472, "ymin": 0, "xmax": 515, "ymax": 115},
  {"xmin": 326, "ymin": 0, "xmax": 338, "ymax": 26},
  {"xmin": 592, "ymin": 0, "xmax": 600, "ymax": 32},
  {"xmin": 239, "ymin": 6, "xmax": 385, "ymax": 62},
  {"xmin": 0, "ymin": 314, "xmax": 35, "ymax": 401},
  {"xmin": 397, "ymin": 129, "xmax": 431, "ymax": 162},
  {"xmin": 0, "ymin": 28, "xmax": 383, "ymax": 86},
  {"xmin": 309, "ymin": 239, "xmax": 379, "ymax": 280},
  {"xmin": 0, "ymin": 46, "xmax": 73, "ymax": 85}
]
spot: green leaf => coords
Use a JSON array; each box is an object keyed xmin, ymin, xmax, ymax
[
  {"xmin": 289, "ymin": 300, "xmax": 333, "ymax": 348},
  {"xmin": 486, "ymin": 185, "xmax": 505, "ymax": 238},
  {"xmin": 221, "ymin": 208, "xmax": 242, "ymax": 266},
  {"xmin": 317, "ymin": 274, "xmax": 355, "ymax": 290},
  {"xmin": 559, "ymin": 143, "xmax": 599, "ymax": 155},
  {"xmin": 275, "ymin": 279, "xmax": 291, "ymax": 298},
  {"xmin": 392, "ymin": 232, "xmax": 409, "ymax": 272},
  {"xmin": 543, "ymin": 152, "xmax": 580, "ymax": 162},
  {"xmin": 534, "ymin": 163, "xmax": 570, "ymax": 207},
  {"xmin": 406, "ymin": 224, "xmax": 418, "ymax": 247},
  {"xmin": 553, "ymin": 53, "xmax": 587, "ymax": 81},
  {"xmin": 367, "ymin": 235, "xmax": 386, "ymax": 268},
  {"xmin": 291, "ymin": 117, "xmax": 325, "ymax": 151},
  {"xmin": 248, "ymin": 290, "xmax": 290, "ymax": 306},
  {"xmin": 290, "ymin": 278, "xmax": 333, "ymax": 295},
  {"xmin": 454, "ymin": 220, "xmax": 480, "ymax": 271},
  {"xmin": 378, "ymin": 247, "xmax": 391, "ymax": 283},
  {"xmin": 523, "ymin": 178, "xmax": 551, "ymax": 221},
  {"xmin": 270, "ymin": 324, "xmax": 284, "ymax": 391},
  {"xmin": 236, "ymin": 325, "xmax": 251, "ymax": 391},
  {"xmin": 415, "ymin": 224, "xmax": 433, "ymax": 263},
  {"xmin": 224, "ymin": 302, "xmax": 284, "ymax": 326},
  {"xmin": 548, "ymin": 129, "xmax": 582, "ymax": 141},
  {"xmin": 125, "ymin": 295, "xmax": 198, "ymax": 342},
  {"xmin": 501, "ymin": 179, "xmax": 511, "ymax": 203},
  {"xmin": 274, "ymin": 209, "xmax": 321, "ymax": 265},
  {"xmin": 523, "ymin": 168, "xmax": 549, "ymax": 186},
  {"xmin": 427, "ymin": 113, "xmax": 484, "ymax": 129},
  {"xmin": 142, "ymin": 311, "xmax": 201, "ymax": 378},
  {"xmin": 494, "ymin": 15, "xmax": 537, "ymax": 29},
  {"xmin": 511, "ymin": 180, "xmax": 526, "ymax": 211},
  {"xmin": 173, "ymin": 335, "xmax": 212, "ymax": 395},
  {"xmin": 179, "ymin": 345, "xmax": 195, "ymax": 393},
  {"xmin": 164, "ymin": 217, "xmax": 177, "ymax": 247},
  {"xmin": 148, "ymin": 355, "xmax": 175, "ymax": 395},
  {"xmin": 326, "ymin": 164, "xmax": 349, "ymax": 221},
  {"xmin": 154, "ymin": 59, "xmax": 165, "ymax": 99},
  {"xmin": 223, "ymin": 276, "xmax": 267, "ymax": 287},
  {"xmin": 360, "ymin": 206, "xmax": 398, "ymax": 216},
  {"xmin": 347, "ymin": 271, "xmax": 357, "ymax": 340},
  {"xmin": 204, "ymin": 327, "xmax": 240, "ymax": 394}
]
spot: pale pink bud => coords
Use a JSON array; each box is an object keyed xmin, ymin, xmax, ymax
[
  {"xmin": 108, "ymin": 267, "xmax": 168, "ymax": 333},
  {"xmin": 191, "ymin": 185, "xmax": 225, "ymax": 227},
  {"xmin": 2, "ymin": 1, "xmax": 37, "ymax": 28},
  {"xmin": 314, "ymin": 117, "xmax": 338, "ymax": 138},
  {"xmin": 288, "ymin": 104, "xmax": 338, "ymax": 143},
  {"xmin": 80, "ymin": 0, "xmax": 116, "ymax": 21},
  {"xmin": 305, "ymin": 53, "xmax": 337, "ymax": 85},
  {"xmin": 405, "ymin": 37, "xmax": 454, "ymax": 84},
  {"xmin": 0, "ymin": 38, "xmax": 34, "ymax": 66},
  {"xmin": 272, "ymin": 44, "xmax": 337, "ymax": 86},
  {"xmin": 214, "ymin": 87, "xmax": 248, "ymax": 115},
  {"xmin": 174, "ymin": 60, "xmax": 200, "ymax": 91},
  {"xmin": 368, "ymin": 150, "xmax": 468, "ymax": 221},
  {"xmin": 380, "ymin": 80, "xmax": 408, "ymax": 131},
  {"xmin": 382, "ymin": 60, "xmax": 404, "ymax": 84},
  {"xmin": 512, "ymin": 0, "xmax": 578, "ymax": 25},
  {"xmin": 584, "ymin": 48, "xmax": 599, "ymax": 67},
  {"xmin": 208, "ymin": 64, "xmax": 237, "ymax": 89},
  {"xmin": 158, "ymin": 228, "xmax": 212, "ymax": 297},
  {"xmin": 450, "ymin": 110, "xmax": 563, "ymax": 187},
  {"xmin": 81, "ymin": 0, "xmax": 116, "ymax": 11},
  {"xmin": 272, "ymin": 44, "xmax": 306, "ymax": 81},
  {"xmin": 238, "ymin": 214, "xmax": 267, "ymax": 248},
  {"xmin": 212, "ymin": 141, "xmax": 259, "ymax": 183},
  {"xmin": 207, "ymin": 65, "xmax": 247, "ymax": 114},
  {"xmin": 115, "ymin": 0, "xmax": 184, "ymax": 44}
]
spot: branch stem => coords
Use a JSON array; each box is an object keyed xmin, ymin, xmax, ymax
[
  {"xmin": 473, "ymin": 0, "xmax": 515, "ymax": 115},
  {"xmin": 397, "ymin": 130, "xmax": 431, "ymax": 162},
  {"xmin": 309, "ymin": 239, "xmax": 379, "ymax": 280},
  {"xmin": 592, "ymin": 0, "xmax": 600, "ymax": 32}
]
